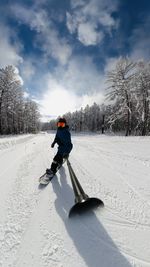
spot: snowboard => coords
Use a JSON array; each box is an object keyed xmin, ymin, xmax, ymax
[
  {"xmin": 39, "ymin": 172, "xmax": 54, "ymax": 185},
  {"xmin": 39, "ymin": 158, "xmax": 67, "ymax": 185}
]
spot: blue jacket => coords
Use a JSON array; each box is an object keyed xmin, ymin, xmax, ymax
[{"xmin": 52, "ymin": 126, "xmax": 73, "ymax": 155}]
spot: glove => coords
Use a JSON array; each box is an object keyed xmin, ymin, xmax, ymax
[{"xmin": 51, "ymin": 142, "xmax": 55, "ymax": 148}]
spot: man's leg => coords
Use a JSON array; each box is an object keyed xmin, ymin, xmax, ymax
[{"xmin": 50, "ymin": 153, "xmax": 63, "ymax": 174}]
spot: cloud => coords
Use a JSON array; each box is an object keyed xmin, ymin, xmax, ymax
[
  {"xmin": 38, "ymin": 29, "xmax": 72, "ymax": 65},
  {"xmin": 53, "ymin": 55, "xmax": 106, "ymax": 95},
  {"xmin": 81, "ymin": 92, "xmax": 104, "ymax": 107},
  {"xmin": 20, "ymin": 59, "xmax": 36, "ymax": 81},
  {"xmin": 0, "ymin": 24, "xmax": 23, "ymax": 68},
  {"xmin": 71, "ymin": 0, "xmax": 86, "ymax": 9},
  {"xmin": 130, "ymin": 16, "xmax": 150, "ymax": 61},
  {"xmin": 104, "ymin": 57, "xmax": 120, "ymax": 73},
  {"xmin": 78, "ymin": 22, "xmax": 104, "ymax": 46},
  {"xmin": 11, "ymin": 4, "xmax": 72, "ymax": 65},
  {"xmin": 66, "ymin": 0, "xmax": 119, "ymax": 46}
]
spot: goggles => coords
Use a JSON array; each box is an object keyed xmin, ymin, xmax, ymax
[{"xmin": 57, "ymin": 122, "xmax": 66, "ymax": 128}]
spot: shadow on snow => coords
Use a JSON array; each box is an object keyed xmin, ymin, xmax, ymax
[{"xmin": 51, "ymin": 166, "xmax": 132, "ymax": 267}]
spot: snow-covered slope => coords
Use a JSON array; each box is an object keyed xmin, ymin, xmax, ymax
[{"xmin": 0, "ymin": 133, "xmax": 150, "ymax": 267}]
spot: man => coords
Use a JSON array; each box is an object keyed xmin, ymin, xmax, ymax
[{"xmin": 46, "ymin": 117, "xmax": 73, "ymax": 178}]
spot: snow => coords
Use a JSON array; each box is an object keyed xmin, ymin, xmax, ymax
[{"xmin": 0, "ymin": 132, "xmax": 150, "ymax": 267}]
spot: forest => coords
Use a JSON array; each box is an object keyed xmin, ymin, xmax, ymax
[{"xmin": 1, "ymin": 57, "xmax": 150, "ymax": 136}]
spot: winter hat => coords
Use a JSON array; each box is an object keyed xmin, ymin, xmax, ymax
[
  {"xmin": 57, "ymin": 117, "xmax": 67, "ymax": 128},
  {"xmin": 58, "ymin": 118, "xmax": 67, "ymax": 124}
]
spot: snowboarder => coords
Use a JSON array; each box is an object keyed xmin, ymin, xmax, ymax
[{"xmin": 46, "ymin": 117, "xmax": 73, "ymax": 178}]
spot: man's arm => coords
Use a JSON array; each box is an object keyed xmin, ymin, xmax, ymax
[{"xmin": 51, "ymin": 132, "xmax": 59, "ymax": 147}]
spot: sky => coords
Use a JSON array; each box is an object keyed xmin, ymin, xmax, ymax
[{"xmin": 0, "ymin": 0, "xmax": 150, "ymax": 121}]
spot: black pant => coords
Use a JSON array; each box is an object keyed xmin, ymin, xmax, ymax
[{"xmin": 51, "ymin": 152, "xmax": 68, "ymax": 173}]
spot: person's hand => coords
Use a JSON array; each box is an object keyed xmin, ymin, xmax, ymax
[{"xmin": 51, "ymin": 142, "xmax": 55, "ymax": 148}]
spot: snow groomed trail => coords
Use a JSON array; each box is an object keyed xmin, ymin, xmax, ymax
[{"xmin": 0, "ymin": 133, "xmax": 150, "ymax": 267}]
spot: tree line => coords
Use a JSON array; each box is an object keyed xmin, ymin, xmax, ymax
[
  {"xmin": 43, "ymin": 103, "xmax": 106, "ymax": 133},
  {"xmin": 43, "ymin": 58, "xmax": 150, "ymax": 136},
  {"xmin": 1, "ymin": 58, "xmax": 149, "ymax": 136},
  {"xmin": 0, "ymin": 65, "xmax": 40, "ymax": 135}
]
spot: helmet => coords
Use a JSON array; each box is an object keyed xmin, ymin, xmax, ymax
[{"xmin": 57, "ymin": 117, "xmax": 66, "ymax": 128}]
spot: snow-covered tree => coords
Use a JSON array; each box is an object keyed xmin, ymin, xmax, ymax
[
  {"xmin": 43, "ymin": 103, "xmax": 106, "ymax": 133},
  {"xmin": 0, "ymin": 65, "xmax": 40, "ymax": 135},
  {"xmin": 106, "ymin": 57, "xmax": 137, "ymax": 136},
  {"xmin": 23, "ymin": 99, "xmax": 40, "ymax": 133},
  {"xmin": 134, "ymin": 61, "xmax": 150, "ymax": 135},
  {"xmin": 0, "ymin": 66, "xmax": 23, "ymax": 134}
]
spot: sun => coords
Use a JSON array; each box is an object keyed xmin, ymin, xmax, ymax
[{"xmin": 40, "ymin": 87, "xmax": 79, "ymax": 120}]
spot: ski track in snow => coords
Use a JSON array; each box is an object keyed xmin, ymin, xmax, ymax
[
  {"xmin": 0, "ymin": 133, "xmax": 150, "ymax": 267},
  {"xmin": 73, "ymin": 155, "xmax": 150, "ymax": 229},
  {"xmin": 72, "ymin": 139, "xmax": 150, "ymax": 225}
]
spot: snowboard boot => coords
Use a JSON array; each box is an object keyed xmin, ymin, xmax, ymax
[{"xmin": 46, "ymin": 169, "xmax": 55, "ymax": 179}]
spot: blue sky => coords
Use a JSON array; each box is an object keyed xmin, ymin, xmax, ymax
[{"xmin": 0, "ymin": 0, "xmax": 150, "ymax": 120}]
